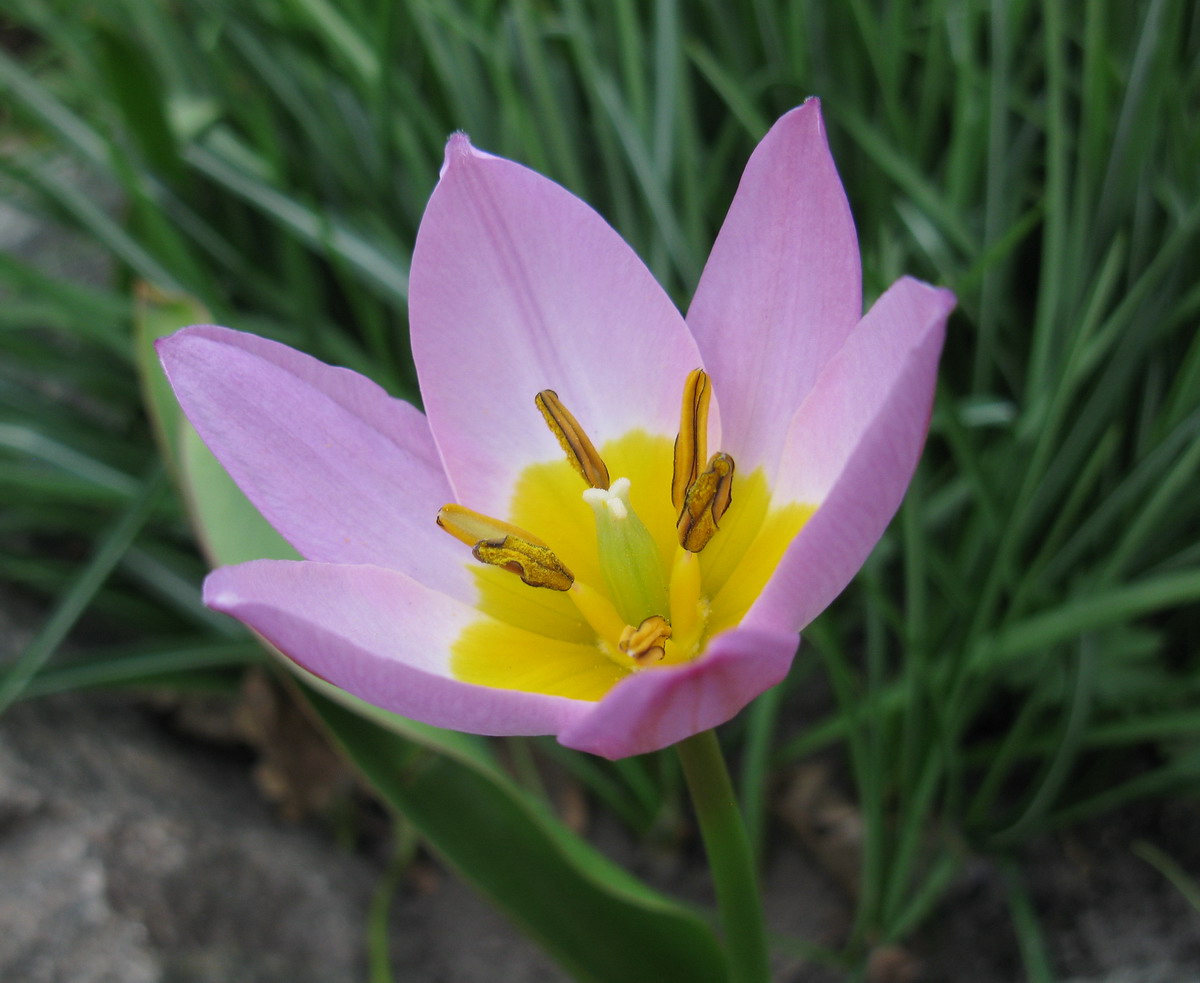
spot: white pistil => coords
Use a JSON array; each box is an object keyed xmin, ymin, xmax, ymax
[{"xmin": 583, "ymin": 477, "xmax": 670, "ymax": 627}]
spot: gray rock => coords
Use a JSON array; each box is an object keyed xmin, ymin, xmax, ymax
[
  {"xmin": 0, "ymin": 692, "xmax": 565, "ymax": 983},
  {"xmin": 0, "ymin": 695, "xmax": 369, "ymax": 982}
]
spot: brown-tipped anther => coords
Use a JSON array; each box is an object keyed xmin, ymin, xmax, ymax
[
  {"xmin": 672, "ymin": 369, "xmax": 711, "ymax": 513},
  {"xmin": 618, "ymin": 615, "xmax": 672, "ymax": 664},
  {"xmin": 472, "ymin": 537, "xmax": 574, "ymax": 591},
  {"xmin": 676, "ymin": 452, "xmax": 735, "ymax": 552},
  {"xmin": 437, "ymin": 504, "xmax": 572, "ymax": 590},
  {"xmin": 535, "ymin": 389, "xmax": 610, "ymax": 489}
]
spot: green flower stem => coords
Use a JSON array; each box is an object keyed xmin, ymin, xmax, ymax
[{"xmin": 676, "ymin": 729, "xmax": 771, "ymax": 983}]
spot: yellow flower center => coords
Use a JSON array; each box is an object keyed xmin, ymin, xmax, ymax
[{"xmin": 436, "ymin": 372, "xmax": 814, "ymax": 701}]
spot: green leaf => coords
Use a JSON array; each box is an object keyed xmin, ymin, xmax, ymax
[
  {"xmin": 133, "ymin": 285, "xmax": 207, "ymax": 477},
  {"xmin": 988, "ymin": 571, "xmax": 1200, "ymax": 665},
  {"xmin": 93, "ymin": 22, "xmax": 184, "ymax": 180},
  {"xmin": 178, "ymin": 422, "xmax": 300, "ymax": 566},
  {"xmin": 0, "ymin": 467, "xmax": 166, "ymax": 714},
  {"xmin": 307, "ymin": 689, "xmax": 728, "ymax": 983}
]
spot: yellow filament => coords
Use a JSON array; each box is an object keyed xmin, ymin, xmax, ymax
[
  {"xmin": 668, "ymin": 547, "xmax": 704, "ymax": 655},
  {"xmin": 672, "ymin": 368, "xmax": 711, "ymax": 513},
  {"xmin": 568, "ymin": 581, "xmax": 628, "ymax": 646},
  {"xmin": 535, "ymin": 389, "xmax": 611, "ymax": 489},
  {"xmin": 437, "ymin": 503, "xmax": 550, "ymax": 548}
]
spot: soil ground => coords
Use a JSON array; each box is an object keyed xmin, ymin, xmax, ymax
[{"xmin": 2, "ymin": 688, "xmax": 1198, "ymax": 983}]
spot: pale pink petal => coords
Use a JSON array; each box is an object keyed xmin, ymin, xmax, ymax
[
  {"xmin": 205, "ymin": 560, "xmax": 592, "ymax": 736},
  {"xmin": 410, "ymin": 134, "xmax": 709, "ymax": 516},
  {"xmin": 173, "ymin": 325, "xmax": 418, "ymax": 438},
  {"xmin": 557, "ymin": 627, "xmax": 799, "ymax": 759},
  {"xmin": 686, "ymin": 99, "xmax": 862, "ymax": 473},
  {"xmin": 158, "ymin": 327, "xmax": 469, "ymax": 600},
  {"xmin": 745, "ymin": 277, "xmax": 954, "ymax": 633}
]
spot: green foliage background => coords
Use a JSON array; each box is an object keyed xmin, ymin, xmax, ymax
[{"xmin": 2, "ymin": 1, "xmax": 1198, "ymax": 978}]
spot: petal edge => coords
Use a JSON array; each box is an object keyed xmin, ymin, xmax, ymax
[
  {"xmin": 557, "ymin": 627, "xmax": 798, "ymax": 759},
  {"xmin": 158, "ymin": 326, "xmax": 469, "ymax": 598},
  {"xmin": 747, "ymin": 277, "xmax": 954, "ymax": 633},
  {"xmin": 206, "ymin": 560, "xmax": 592, "ymax": 736}
]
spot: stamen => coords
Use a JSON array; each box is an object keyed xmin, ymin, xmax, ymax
[
  {"xmin": 471, "ymin": 538, "xmax": 574, "ymax": 591},
  {"xmin": 437, "ymin": 504, "xmax": 550, "ymax": 548},
  {"xmin": 437, "ymin": 504, "xmax": 574, "ymax": 591},
  {"xmin": 535, "ymin": 390, "xmax": 610, "ymax": 489},
  {"xmin": 618, "ymin": 615, "xmax": 672, "ymax": 665},
  {"xmin": 672, "ymin": 369, "xmax": 711, "ymax": 513},
  {"xmin": 676, "ymin": 452, "xmax": 735, "ymax": 552}
]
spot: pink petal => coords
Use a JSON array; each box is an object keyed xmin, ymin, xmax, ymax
[
  {"xmin": 557, "ymin": 627, "xmax": 799, "ymax": 759},
  {"xmin": 746, "ymin": 277, "xmax": 954, "ymax": 633},
  {"xmin": 205, "ymin": 560, "xmax": 592, "ymax": 736},
  {"xmin": 158, "ymin": 326, "xmax": 469, "ymax": 600},
  {"xmin": 686, "ymin": 99, "xmax": 862, "ymax": 473},
  {"xmin": 410, "ymin": 134, "xmax": 708, "ymax": 516}
]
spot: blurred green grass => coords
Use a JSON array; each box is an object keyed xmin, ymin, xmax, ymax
[{"xmin": 2, "ymin": 0, "xmax": 1198, "ymax": 974}]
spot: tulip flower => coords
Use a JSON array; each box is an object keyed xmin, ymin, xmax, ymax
[{"xmin": 158, "ymin": 99, "xmax": 953, "ymax": 761}]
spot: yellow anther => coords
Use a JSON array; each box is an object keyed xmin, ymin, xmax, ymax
[
  {"xmin": 535, "ymin": 389, "xmax": 610, "ymax": 489},
  {"xmin": 672, "ymin": 368, "xmax": 711, "ymax": 513},
  {"xmin": 471, "ymin": 537, "xmax": 574, "ymax": 592},
  {"xmin": 676, "ymin": 452, "xmax": 735, "ymax": 552},
  {"xmin": 437, "ymin": 504, "xmax": 550, "ymax": 548},
  {"xmin": 437, "ymin": 504, "xmax": 573, "ymax": 591},
  {"xmin": 618, "ymin": 615, "xmax": 672, "ymax": 665}
]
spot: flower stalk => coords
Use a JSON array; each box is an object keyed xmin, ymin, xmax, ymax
[{"xmin": 677, "ymin": 729, "xmax": 770, "ymax": 983}]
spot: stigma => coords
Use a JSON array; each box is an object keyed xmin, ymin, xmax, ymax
[{"xmin": 435, "ymin": 370, "xmax": 736, "ymax": 670}]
